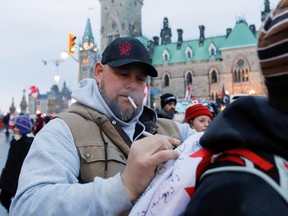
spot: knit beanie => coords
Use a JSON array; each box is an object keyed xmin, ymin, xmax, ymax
[
  {"xmin": 257, "ymin": 0, "xmax": 288, "ymax": 114},
  {"xmin": 185, "ymin": 104, "xmax": 213, "ymax": 122},
  {"xmin": 160, "ymin": 93, "xmax": 177, "ymax": 108},
  {"xmin": 14, "ymin": 115, "xmax": 33, "ymax": 134}
]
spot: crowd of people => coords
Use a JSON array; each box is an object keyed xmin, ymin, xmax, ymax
[{"xmin": 1, "ymin": 1, "xmax": 288, "ymax": 214}]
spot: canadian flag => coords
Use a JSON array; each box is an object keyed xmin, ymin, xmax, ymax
[
  {"xmin": 29, "ymin": 85, "xmax": 38, "ymax": 98},
  {"xmin": 143, "ymin": 85, "xmax": 150, "ymax": 105},
  {"xmin": 129, "ymin": 133, "xmax": 214, "ymax": 216},
  {"xmin": 184, "ymin": 83, "xmax": 191, "ymax": 100},
  {"xmin": 8, "ymin": 112, "xmax": 15, "ymax": 130}
]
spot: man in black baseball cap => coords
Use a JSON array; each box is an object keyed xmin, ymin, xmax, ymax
[
  {"xmin": 101, "ymin": 37, "xmax": 158, "ymax": 77},
  {"xmin": 10, "ymin": 35, "xmax": 196, "ymax": 216}
]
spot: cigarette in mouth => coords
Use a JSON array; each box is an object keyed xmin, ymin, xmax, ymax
[{"xmin": 128, "ymin": 96, "xmax": 137, "ymax": 109}]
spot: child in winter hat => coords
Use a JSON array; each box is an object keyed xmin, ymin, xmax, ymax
[
  {"xmin": 184, "ymin": 104, "xmax": 213, "ymax": 132},
  {"xmin": 257, "ymin": 0, "xmax": 288, "ymax": 114},
  {"xmin": 14, "ymin": 115, "xmax": 33, "ymax": 134}
]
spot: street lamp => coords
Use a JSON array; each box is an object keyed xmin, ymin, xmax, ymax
[
  {"xmin": 60, "ymin": 51, "xmax": 69, "ymax": 59},
  {"xmin": 54, "ymin": 74, "xmax": 60, "ymax": 85},
  {"xmin": 61, "ymin": 50, "xmax": 79, "ymax": 63},
  {"xmin": 52, "ymin": 59, "xmax": 64, "ymax": 85}
]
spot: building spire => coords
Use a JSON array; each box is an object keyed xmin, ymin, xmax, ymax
[
  {"xmin": 78, "ymin": 17, "xmax": 100, "ymax": 82},
  {"xmin": 160, "ymin": 17, "xmax": 172, "ymax": 45},
  {"xmin": 20, "ymin": 89, "xmax": 28, "ymax": 114},
  {"xmin": 9, "ymin": 97, "xmax": 16, "ymax": 113},
  {"xmin": 261, "ymin": 0, "xmax": 271, "ymax": 22},
  {"xmin": 83, "ymin": 18, "xmax": 94, "ymax": 42}
]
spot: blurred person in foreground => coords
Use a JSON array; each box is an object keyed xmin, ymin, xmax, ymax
[
  {"xmin": 155, "ymin": 93, "xmax": 178, "ymax": 119},
  {"xmin": 184, "ymin": 103, "xmax": 213, "ymax": 132},
  {"xmin": 183, "ymin": 1, "xmax": 288, "ymax": 215},
  {"xmin": 10, "ymin": 37, "xmax": 196, "ymax": 215},
  {"xmin": 33, "ymin": 111, "xmax": 45, "ymax": 135},
  {"xmin": 0, "ymin": 115, "xmax": 33, "ymax": 212}
]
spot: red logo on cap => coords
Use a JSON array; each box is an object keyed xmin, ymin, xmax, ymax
[{"xmin": 119, "ymin": 41, "xmax": 132, "ymax": 56}]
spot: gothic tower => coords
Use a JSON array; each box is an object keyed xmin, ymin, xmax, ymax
[
  {"xmin": 160, "ymin": 17, "xmax": 172, "ymax": 45},
  {"xmin": 78, "ymin": 18, "xmax": 100, "ymax": 81},
  {"xmin": 99, "ymin": 0, "xmax": 144, "ymax": 50},
  {"xmin": 20, "ymin": 89, "xmax": 28, "ymax": 114},
  {"xmin": 261, "ymin": 0, "xmax": 271, "ymax": 22}
]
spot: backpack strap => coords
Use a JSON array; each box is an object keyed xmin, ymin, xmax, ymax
[{"xmin": 199, "ymin": 149, "xmax": 288, "ymax": 204}]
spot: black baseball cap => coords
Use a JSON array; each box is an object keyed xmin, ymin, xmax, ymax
[{"xmin": 101, "ymin": 37, "xmax": 158, "ymax": 77}]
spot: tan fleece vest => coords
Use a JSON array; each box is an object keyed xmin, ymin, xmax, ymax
[{"xmin": 58, "ymin": 103, "xmax": 180, "ymax": 182}]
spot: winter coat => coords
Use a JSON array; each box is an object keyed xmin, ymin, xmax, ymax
[{"xmin": 0, "ymin": 135, "xmax": 33, "ymax": 194}]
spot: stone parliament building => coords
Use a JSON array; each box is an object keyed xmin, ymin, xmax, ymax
[{"xmin": 78, "ymin": 0, "xmax": 272, "ymax": 109}]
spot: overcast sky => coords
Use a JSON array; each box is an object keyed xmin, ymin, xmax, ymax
[{"xmin": 0, "ymin": 0, "xmax": 280, "ymax": 114}]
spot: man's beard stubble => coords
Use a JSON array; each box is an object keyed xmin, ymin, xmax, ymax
[{"xmin": 98, "ymin": 80, "xmax": 141, "ymax": 122}]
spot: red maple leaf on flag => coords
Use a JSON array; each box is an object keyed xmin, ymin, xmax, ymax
[{"xmin": 184, "ymin": 187, "xmax": 195, "ymax": 198}]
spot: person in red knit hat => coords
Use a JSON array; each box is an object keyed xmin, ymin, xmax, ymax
[{"xmin": 184, "ymin": 104, "xmax": 213, "ymax": 132}]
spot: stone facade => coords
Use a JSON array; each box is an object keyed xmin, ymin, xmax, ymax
[
  {"xmin": 151, "ymin": 45, "xmax": 266, "ymax": 108},
  {"xmin": 85, "ymin": 0, "xmax": 272, "ymax": 109},
  {"xmin": 99, "ymin": 0, "xmax": 143, "ymax": 50}
]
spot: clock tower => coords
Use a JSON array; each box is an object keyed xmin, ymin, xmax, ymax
[
  {"xmin": 78, "ymin": 18, "xmax": 100, "ymax": 81},
  {"xmin": 98, "ymin": 0, "xmax": 144, "ymax": 50}
]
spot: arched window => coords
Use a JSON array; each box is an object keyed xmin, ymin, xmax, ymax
[
  {"xmin": 233, "ymin": 59, "xmax": 249, "ymax": 83},
  {"xmin": 211, "ymin": 70, "xmax": 217, "ymax": 83},
  {"xmin": 162, "ymin": 50, "xmax": 170, "ymax": 62},
  {"xmin": 185, "ymin": 47, "xmax": 193, "ymax": 59},
  {"xmin": 186, "ymin": 72, "xmax": 192, "ymax": 85},
  {"xmin": 164, "ymin": 74, "xmax": 169, "ymax": 87},
  {"xmin": 209, "ymin": 43, "xmax": 217, "ymax": 57},
  {"xmin": 210, "ymin": 48, "xmax": 215, "ymax": 56},
  {"xmin": 164, "ymin": 54, "xmax": 168, "ymax": 61},
  {"xmin": 237, "ymin": 71, "xmax": 240, "ymax": 82},
  {"xmin": 184, "ymin": 72, "xmax": 193, "ymax": 99}
]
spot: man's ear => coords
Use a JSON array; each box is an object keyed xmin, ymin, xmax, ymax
[{"xmin": 94, "ymin": 62, "xmax": 103, "ymax": 83}]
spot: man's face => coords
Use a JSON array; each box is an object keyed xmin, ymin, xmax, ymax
[
  {"xmin": 95, "ymin": 62, "xmax": 147, "ymax": 122},
  {"xmin": 163, "ymin": 101, "xmax": 176, "ymax": 113}
]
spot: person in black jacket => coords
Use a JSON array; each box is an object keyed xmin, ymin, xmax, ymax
[
  {"xmin": 182, "ymin": 1, "xmax": 288, "ymax": 215},
  {"xmin": 155, "ymin": 93, "xmax": 178, "ymax": 119},
  {"xmin": 0, "ymin": 115, "xmax": 33, "ymax": 212}
]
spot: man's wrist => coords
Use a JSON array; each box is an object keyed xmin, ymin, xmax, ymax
[{"xmin": 121, "ymin": 173, "xmax": 138, "ymax": 204}]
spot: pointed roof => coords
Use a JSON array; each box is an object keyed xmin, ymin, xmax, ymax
[
  {"xmin": 83, "ymin": 18, "xmax": 94, "ymax": 42},
  {"xmin": 10, "ymin": 97, "xmax": 16, "ymax": 113},
  {"xmin": 221, "ymin": 20, "xmax": 257, "ymax": 50},
  {"xmin": 20, "ymin": 89, "xmax": 28, "ymax": 112}
]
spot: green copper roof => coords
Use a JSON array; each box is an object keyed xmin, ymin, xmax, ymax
[
  {"xmin": 83, "ymin": 18, "xmax": 94, "ymax": 42},
  {"xmin": 151, "ymin": 20, "xmax": 257, "ymax": 65},
  {"xmin": 221, "ymin": 20, "xmax": 257, "ymax": 50},
  {"xmin": 152, "ymin": 36, "xmax": 225, "ymax": 65}
]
